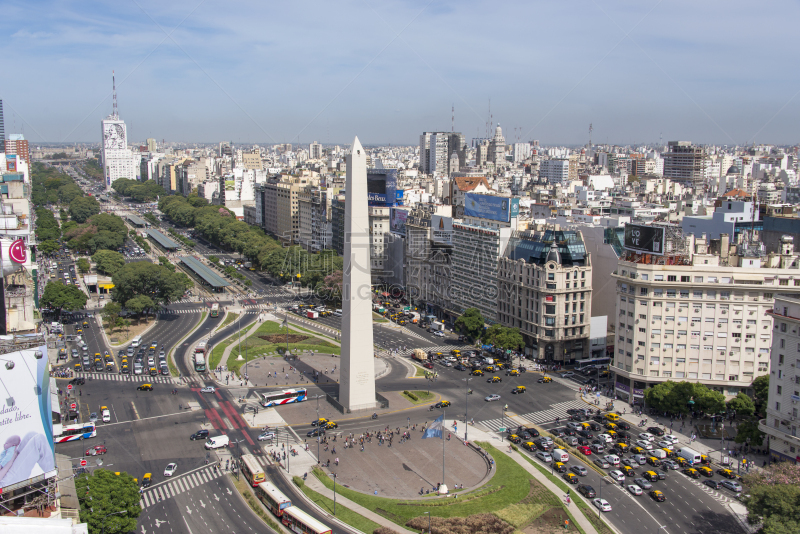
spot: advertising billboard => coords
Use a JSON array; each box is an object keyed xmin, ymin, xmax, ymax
[
  {"xmin": 390, "ymin": 208, "xmax": 408, "ymax": 236},
  {"xmin": 431, "ymin": 215, "xmax": 453, "ymax": 245},
  {"xmin": 0, "ymin": 345, "xmax": 56, "ymax": 492},
  {"xmin": 624, "ymin": 224, "xmax": 665, "ymax": 255},
  {"xmin": 367, "ymin": 169, "xmax": 399, "ymax": 207},
  {"xmin": 464, "ymin": 193, "xmax": 520, "ymax": 223}
]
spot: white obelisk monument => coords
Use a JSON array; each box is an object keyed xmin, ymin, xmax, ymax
[{"xmin": 339, "ymin": 137, "xmax": 377, "ymax": 411}]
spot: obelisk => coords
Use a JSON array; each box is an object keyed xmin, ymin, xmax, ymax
[{"xmin": 339, "ymin": 137, "xmax": 376, "ymax": 411}]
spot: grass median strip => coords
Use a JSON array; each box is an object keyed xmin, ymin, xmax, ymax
[
  {"xmin": 220, "ymin": 311, "xmax": 239, "ymax": 329},
  {"xmin": 294, "ymin": 476, "xmax": 382, "ymax": 533},
  {"xmin": 231, "ymin": 474, "xmax": 283, "ymax": 532},
  {"xmin": 401, "ymin": 390, "xmax": 434, "ymax": 404},
  {"xmin": 168, "ymin": 311, "xmax": 206, "ymax": 377}
]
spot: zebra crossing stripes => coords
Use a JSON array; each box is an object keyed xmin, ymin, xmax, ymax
[
  {"xmin": 76, "ymin": 372, "xmax": 179, "ymax": 384},
  {"xmin": 398, "ymin": 345, "xmax": 455, "ymax": 356},
  {"xmin": 479, "ymin": 400, "xmax": 590, "ymax": 431},
  {"xmin": 688, "ymin": 478, "xmax": 734, "ymax": 504},
  {"xmin": 140, "ymin": 465, "xmax": 223, "ymax": 509}
]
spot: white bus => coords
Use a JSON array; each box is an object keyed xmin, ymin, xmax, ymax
[
  {"xmin": 260, "ymin": 388, "xmax": 307, "ymax": 407},
  {"xmin": 255, "ymin": 482, "xmax": 292, "ymax": 517},
  {"xmin": 281, "ymin": 506, "xmax": 332, "ymax": 534},
  {"xmin": 240, "ymin": 454, "xmax": 266, "ymax": 487},
  {"xmin": 54, "ymin": 422, "xmax": 96, "ymax": 443}
]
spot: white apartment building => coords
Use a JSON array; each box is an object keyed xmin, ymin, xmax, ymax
[
  {"xmin": 369, "ymin": 206, "xmax": 391, "ymax": 275},
  {"xmin": 760, "ymin": 293, "xmax": 800, "ymax": 464},
  {"xmin": 612, "ymin": 234, "xmax": 800, "ymax": 404},
  {"xmin": 539, "ymin": 159, "xmax": 569, "ymax": 184},
  {"xmin": 298, "ymin": 187, "xmax": 332, "ymax": 252}
]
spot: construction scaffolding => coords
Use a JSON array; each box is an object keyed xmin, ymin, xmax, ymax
[{"xmin": 621, "ymin": 225, "xmax": 691, "ymax": 266}]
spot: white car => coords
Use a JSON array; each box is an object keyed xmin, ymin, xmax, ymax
[
  {"xmin": 593, "ymin": 498, "xmax": 612, "ymax": 512},
  {"xmin": 597, "ymin": 433, "xmax": 613, "ymax": 443},
  {"xmin": 639, "ymin": 432, "xmax": 655, "ymax": 442},
  {"xmin": 562, "ymin": 372, "xmax": 575, "ymax": 378},
  {"xmin": 434, "ymin": 331, "xmax": 445, "ymax": 337},
  {"xmin": 164, "ymin": 463, "xmax": 177, "ymax": 477},
  {"xmin": 101, "ymin": 409, "xmax": 111, "ymax": 423},
  {"xmin": 485, "ymin": 394, "xmax": 501, "ymax": 402},
  {"xmin": 333, "ymin": 309, "xmax": 342, "ymax": 316},
  {"xmin": 609, "ymin": 469, "xmax": 625, "ymax": 482},
  {"xmin": 200, "ymin": 386, "xmax": 216, "ymax": 393},
  {"xmin": 627, "ymin": 484, "xmax": 643, "ymax": 496},
  {"xmin": 258, "ymin": 431, "xmax": 276, "ymax": 441},
  {"xmin": 635, "ymin": 440, "xmax": 654, "ymax": 450},
  {"xmin": 656, "ymin": 440, "xmax": 674, "ymax": 450},
  {"xmin": 603, "ymin": 454, "xmax": 620, "ymax": 466},
  {"xmin": 663, "ymin": 434, "xmax": 680, "ymax": 444}
]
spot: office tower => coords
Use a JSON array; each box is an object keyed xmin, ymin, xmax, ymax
[
  {"xmin": 100, "ymin": 72, "xmax": 139, "ymax": 190},
  {"xmin": 309, "ymin": 141, "xmax": 323, "ymax": 160},
  {"xmin": 539, "ymin": 158, "xmax": 570, "ymax": 184},
  {"xmin": 4, "ymin": 135, "xmax": 30, "ymax": 168},
  {"xmin": 419, "ymin": 132, "xmax": 466, "ymax": 176},
  {"xmin": 663, "ymin": 141, "xmax": 707, "ymax": 189},
  {"xmin": 340, "ymin": 136, "xmax": 376, "ymax": 411}
]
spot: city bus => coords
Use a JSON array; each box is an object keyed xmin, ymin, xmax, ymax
[
  {"xmin": 281, "ymin": 505, "xmax": 332, "ymax": 534},
  {"xmin": 194, "ymin": 340, "xmax": 208, "ymax": 372},
  {"xmin": 210, "ymin": 303, "xmax": 220, "ymax": 318},
  {"xmin": 54, "ymin": 422, "xmax": 96, "ymax": 443},
  {"xmin": 260, "ymin": 388, "xmax": 308, "ymax": 407},
  {"xmin": 240, "ymin": 454, "xmax": 266, "ymax": 487},
  {"xmin": 255, "ymin": 481, "xmax": 292, "ymax": 517},
  {"xmin": 574, "ymin": 357, "xmax": 611, "ymax": 371}
]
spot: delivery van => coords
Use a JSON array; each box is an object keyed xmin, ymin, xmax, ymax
[
  {"xmin": 131, "ymin": 335, "xmax": 142, "ymax": 348},
  {"xmin": 205, "ymin": 435, "xmax": 230, "ymax": 449},
  {"xmin": 552, "ymin": 449, "xmax": 570, "ymax": 463},
  {"xmin": 678, "ymin": 447, "xmax": 702, "ymax": 466}
]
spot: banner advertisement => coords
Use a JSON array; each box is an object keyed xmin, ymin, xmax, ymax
[
  {"xmin": 390, "ymin": 208, "xmax": 408, "ymax": 236},
  {"xmin": 431, "ymin": 215, "xmax": 453, "ymax": 244},
  {"xmin": 464, "ymin": 193, "xmax": 520, "ymax": 223},
  {"xmin": 0, "ymin": 345, "xmax": 56, "ymax": 492},
  {"xmin": 623, "ymin": 224, "xmax": 665, "ymax": 256}
]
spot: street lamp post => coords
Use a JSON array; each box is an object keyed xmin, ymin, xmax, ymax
[
  {"xmin": 463, "ymin": 377, "xmax": 472, "ymax": 442},
  {"xmin": 100, "ymin": 510, "xmax": 128, "ymax": 534},
  {"xmin": 424, "ymin": 511, "xmax": 431, "ymax": 534},
  {"xmin": 311, "ymin": 394, "xmax": 324, "ymax": 463},
  {"xmin": 502, "ymin": 404, "xmax": 508, "ymax": 443},
  {"xmin": 333, "ymin": 473, "xmax": 337, "ymax": 515}
]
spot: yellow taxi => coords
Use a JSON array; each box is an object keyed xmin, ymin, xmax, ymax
[
  {"xmin": 621, "ymin": 465, "xmax": 636, "ymax": 477},
  {"xmin": 643, "ymin": 470, "xmax": 660, "ymax": 481},
  {"xmin": 700, "ymin": 454, "xmax": 710, "ymax": 465},
  {"xmin": 698, "ymin": 466, "xmax": 713, "ymax": 477},
  {"xmin": 137, "ymin": 384, "xmax": 153, "ymax": 391},
  {"xmin": 615, "ymin": 443, "xmax": 629, "ymax": 453},
  {"xmin": 539, "ymin": 376, "xmax": 552, "ymax": 383},
  {"xmin": 553, "ymin": 462, "xmax": 567, "ymax": 473},
  {"xmin": 313, "ymin": 417, "xmax": 329, "ymax": 426},
  {"xmin": 82, "ymin": 321, "xmax": 89, "ymax": 328},
  {"xmin": 507, "ymin": 369, "xmax": 520, "ymax": 377},
  {"xmin": 76, "ymin": 328, "xmax": 83, "ymax": 334},
  {"xmin": 605, "ymin": 422, "xmax": 618, "ymax": 430},
  {"xmin": 508, "ymin": 434, "xmax": 522, "ymax": 444},
  {"xmin": 674, "ymin": 456, "xmax": 688, "ymax": 467},
  {"xmin": 435, "ymin": 400, "xmax": 451, "ymax": 408},
  {"xmin": 649, "ymin": 490, "xmax": 666, "ymax": 502},
  {"xmin": 512, "ymin": 385, "xmax": 526, "ymax": 394},
  {"xmin": 484, "ymin": 365, "xmax": 496, "ymax": 372},
  {"xmin": 522, "ymin": 441, "xmax": 536, "ymax": 452},
  {"xmin": 494, "ymin": 363, "xmax": 505, "ymax": 370},
  {"xmin": 604, "ymin": 413, "xmax": 620, "ymax": 422},
  {"xmin": 660, "ymin": 448, "xmax": 674, "ymax": 458},
  {"xmin": 646, "ymin": 456, "xmax": 662, "ymax": 467},
  {"xmin": 450, "ymin": 349, "xmax": 461, "ymax": 357},
  {"xmin": 562, "ymin": 472, "xmax": 579, "ymax": 484},
  {"xmin": 683, "ymin": 467, "xmax": 700, "ymax": 479},
  {"xmin": 141, "ymin": 473, "xmax": 152, "ymax": 487},
  {"xmin": 631, "ymin": 446, "xmax": 646, "ymax": 455},
  {"xmin": 471, "ymin": 369, "xmax": 484, "ymax": 376},
  {"xmin": 323, "ymin": 421, "xmax": 338, "ymax": 430},
  {"xmin": 717, "ymin": 468, "xmax": 737, "ymax": 479},
  {"xmin": 487, "ymin": 376, "xmax": 502, "ymax": 383}
]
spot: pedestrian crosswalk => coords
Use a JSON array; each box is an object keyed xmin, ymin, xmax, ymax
[
  {"xmin": 162, "ymin": 308, "xmax": 264, "ymax": 315},
  {"xmin": 75, "ymin": 372, "xmax": 179, "ymax": 384},
  {"xmin": 398, "ymin": 345, "xmax": 454, "ymax": 356},
  {"xmin": 479, "ymin": 400, "xmax": 589, "ymax": 431},
  {"xmin": 140, "ymin": 465, "xmax": 223, "ymax": 509}
]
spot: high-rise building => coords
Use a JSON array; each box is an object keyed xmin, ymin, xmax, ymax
[
  {"xmin": 146, "ymin": 138, "xmax": 157, "ymax": 152},
  {"xmin": 0, "ymin": 99, "xmax": 4, "ymax": 153},
  {"xmin": 309, "ymin": 141, "xmax": 323, "ymax": 160},
  {"xmin": 760, "ymin": 293, "xmax": 800, "ymax": 463},
  {"xmin": 497, "ymin": 228, "xmax": 592, "ymax": 362},
  {"xmin": 489, "ymin": 125, "xmax": 506, "ymax": 165},
  {"xmin": 663, "ymin": 141, "xmax": 707, "ymax": 189},
  {"xmin": 405, "ymin": 204, "xmax": 454, "ymax": 320},
  {"xmin": 611, "ymin": 230, "xmax": 800, "ymax": 405},
  {"xmin": 298, "ymin": 186, "xmax": 332, "ymax": 252},
  {"xmin": 100, "ymin": 73, "xmax": 139, "ymax": 190},
  {"xmin": 539, "ymin": 159, "xmax": 569, "ymax": 184},
  {"xmin": 4, "ymin": 135, "xmax": 30, "ymax": 168},
  {"xmin": 419, "ymin": 132, "xmax": 466, "ymax": 176}
]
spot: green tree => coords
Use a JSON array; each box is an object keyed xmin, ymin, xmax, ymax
[
  {"xmin": 727, "ymin": 392, "xmax": 756, "ymax": 418},
  {"xmin": 75, "ymin": 468, "xmax": 141, "ymax": 534},
  {"xmin": 744, "ymin": 463, "xmax": 800, "ymax": 533},
  {"xmin": 101, "ymin": 302, "xmax": 122, "ymax": 329},
  {"xmin": 125, "ymin": 295, "xmax": 155, "ymax": 321},
  {"xmin": 111, "ymin": 262, "xmax": 189, "ymax": 306},
  {"xmin": 39, "ymin": 239, "xmax": 60, "ymax": 255},
  {"xmin": 77, "ymin": 257, "xmax": 91, "ymax": 273},
  {"xmin": 753, "ymin": 375, "xmax": 770, "ymax": 417},
  {"xmin": 455, "ymin": 308, "xmax": 485, "ymax": 340},
  {"xmin": 734, "ymin": 419, "xmax": 765, "ymax": 446},
  {"xmin": 643, "ymin": 381, "xmax": 725, "ymax": 415},
  {"xmin": 69, "ymin": 196, "xmax": 101, "ymax": 223},
  {"xmin": 41, "ymin": 281, "xmax": 88, "ymax": 316},
  {"xmin": 92, "ymin": 250, "xmax": 125, "ymax": 276}
]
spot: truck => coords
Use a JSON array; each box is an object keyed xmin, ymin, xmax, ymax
[
  {"xmin": 306, "ymin": 310, "xmax": 319, "ymax": 320},
  {"xmin": 412, "ymin": 349, "xmax": 428, "ymax": 362},
  {"xmin": 678, "ymin": 447, "xmax": 702, "ymax": 466},
  {"xmin": 244, "ymin": 261, "xmax": 253, "ymax": 270},
  {"xmin": 409, "ymin": 312, "xmax": 420, "ymax": 324}
]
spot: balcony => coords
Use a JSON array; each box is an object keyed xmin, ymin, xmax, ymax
[{"xmin": 759, "ymin": 418, "xmax": 800, "ymax": 446}]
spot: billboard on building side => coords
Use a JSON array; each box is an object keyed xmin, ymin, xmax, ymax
[
  {"xmin": 464, "ymin": 193, "xmax": 520, "ymax": 223},
  {"xmin": 390, "ymin": 208, "xmax": 408, "ymax": 236},
  {"xmin": 431, "ymin": 215, "xmax": 453, "ymax": 245},
  {"xmin": 623, "ymin": 224, "xmax": 665, "ymax": 255},
  {"xmin": 0, "ymin": 345, "xmax": 56, "ymax": 492}
]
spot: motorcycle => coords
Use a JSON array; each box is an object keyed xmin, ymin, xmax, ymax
[
  {"xmin": 468, "ymin": 389, "xmax": 473, "ymax": 395},
  {"xmin": 372, "ymin": 413, "xmax": 378, "ymax": 420}
]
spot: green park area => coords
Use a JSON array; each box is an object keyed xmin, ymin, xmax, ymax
[
  {"xmin": 211, "ymin": 320, "xmax": 339, "ymax": 375},
  {"xmin": 305, "ymin": 443, "xmax": 587, "ymax": 534}
]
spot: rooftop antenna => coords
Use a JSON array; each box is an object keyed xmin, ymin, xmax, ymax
[
  {"xmin": 588, "ymin": 123, "xmax": 593, "ymax": 149},
  {"xmin": 112, "ymin": 70, "xmax": 118, "ymax": 119}
]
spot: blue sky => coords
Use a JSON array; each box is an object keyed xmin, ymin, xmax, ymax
[{"xmin": 1, "ymin": 0, "xmax": 798, "ymax": 146}]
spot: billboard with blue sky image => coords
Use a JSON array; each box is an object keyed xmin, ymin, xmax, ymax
[
  {"xmin": 464, "ymin": 193, "xmax": 520, "ymax": 223},
  {"xmin": 0, "ymin": 345, "xmax": 56, "ymax": 492}
]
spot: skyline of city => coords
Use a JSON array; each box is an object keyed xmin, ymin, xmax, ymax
[{"xmin": 1, "ymin": 1, "xmax": 798, "ymax": 145}]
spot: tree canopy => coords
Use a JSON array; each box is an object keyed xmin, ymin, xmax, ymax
[
  {"xmin": 111, "ymin": 178, "xmax": 164, "ymax": 202},
  {"xmin": 111, "ymin": 261, "xmax": 190, "ymax": 306},
  {"xmin": 41, "ymin": 281, "xmax": 88, "ymax": 314},
  {"xmin": 69, "ymin": 196, "xmax": 101, "ymax": 223},
  {"xmin": 643, "ymin": 380, "xmax": 726, "ymax": 415},
  {"xmin": 744, "ymin": 462, "xmax": 800, "ymax": 534},
  {"xmin": 64, "ymin": 213, "xmax": 128, "ymax": 254},
  {"xmin": 753, "ymin": 375, "xmax": 769, "ymax": 417},
  {"xmin": 482, "ymin": 324, "xmax": 524, "ymax": 352},
  {"xmin": 75, "ymin": 468, "xmax": 141, "ymax": 534},
  {"xmin": 727, "ymin": 392, "xmax": 756, "ymax": 418},
  {"xmin": 455, "ymin": 308, "xmax": 485, "ymax": 340},
  {"xmin": 92, "ymin": 249, "xmax": 125, "ymax": 276}
]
